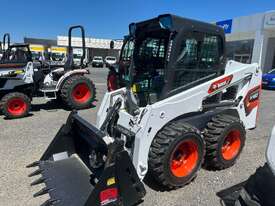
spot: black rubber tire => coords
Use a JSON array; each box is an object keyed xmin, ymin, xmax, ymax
[
  {"xmin": 148, "ymin": 121, "xmax": 205, "ymax": 189},
  {"xmin": 0, "ymin": 92, "xmax": 31, "ymax": 119},
  {"xmin": 60, "ymin": 75, "xmax": 96, "ymax": 110},
  {"xmin": 204, "ymin": 114, "xmax": 246, "ymax": 170}
]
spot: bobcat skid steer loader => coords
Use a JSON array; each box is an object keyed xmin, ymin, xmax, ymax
[
  {"xmin": 217, "ymin": 126, "xmax": 275, "ymax": 206},
  {"xmin": 28, "ymin": 14, "xmax": 262, "ymax": 206}
]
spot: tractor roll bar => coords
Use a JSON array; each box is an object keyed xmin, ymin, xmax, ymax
[
  {"xmin": 3, "ymin": 33, "xmax": 10, "ymax": 50},
  {"xmin": 68, "ymin": 25, "xmax": 86, "ymax": 67}
]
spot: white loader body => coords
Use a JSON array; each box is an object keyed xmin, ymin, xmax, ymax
[{"xmin": 97, "ymin": 60, "xmax": 262, "ymax": 179}]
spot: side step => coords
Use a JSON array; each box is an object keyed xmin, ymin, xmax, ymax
[
  {"xmin": 43, "ymin": 91, "xmax": 57, "ymax": 100},
  {"xmin": 40, "ymin": 85, "xmax": 58, "ymax": 100}
]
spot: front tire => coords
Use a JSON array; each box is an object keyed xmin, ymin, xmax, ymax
[
  {"xmin": 204, "ymin": 114, "xmax": 246, "ymax": 170},
  {"xmin": 0, "ymin": 92, "xmax": 31, "ymax": 119},
  {"xmin": 148, "ymin": 121, "xmax": 205, "ymax": 189},
  {"xmin": 60, "ymin": 75, "xmax": 96, "ymax": 110}
]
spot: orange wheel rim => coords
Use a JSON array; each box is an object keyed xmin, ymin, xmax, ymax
[
  {"xmin": 222, "ymin": 130, "xmax": 241, "ymax": 160},
  {"xmin": 170, "ymin": 140, "xmax": 199, "ymax": 177},
  {"xmin": 7, "ymin": 98, "xmax": 27, "ymax": 116},
  {"xmin": 72, "ymin": 83, "xmax": 91, "ymax": 104}
]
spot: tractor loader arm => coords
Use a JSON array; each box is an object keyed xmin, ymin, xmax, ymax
[{"xmin": 27, "ymin": 111, "xmax": 145, "ymax": 206}]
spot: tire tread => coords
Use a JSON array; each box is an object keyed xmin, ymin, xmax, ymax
[
  {"xmin": 204, "ymin": 114, "xmax": 246, "ymax": 170},
  {"xmin": 148, "ymin": 120, "xmax": 205, "ymax": 189}
]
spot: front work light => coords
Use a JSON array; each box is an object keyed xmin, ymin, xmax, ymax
[
  {"xmin": 158, "ymin": 15, "xmax": 173, "ymax": 29},
  {"xmin": 129, "ymin": 23, "xmax": 136, "ymax": 37}
]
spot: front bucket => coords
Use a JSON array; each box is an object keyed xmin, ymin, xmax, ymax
[
  {"xmin": 217, "ymin": 164, "xmax": 275, "ymax": 206},
  {"xmin": 27, "ymin": 112, "xmax": 146, "ymax": 206}
]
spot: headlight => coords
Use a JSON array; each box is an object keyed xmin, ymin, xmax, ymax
[{"xmin": 272, "ymin": 78, "xmax": 275, "ymax": 81}]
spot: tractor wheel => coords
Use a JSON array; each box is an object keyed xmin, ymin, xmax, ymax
[
  {"xmin": 148, "ymin": 121, "xmax": 205, "ymax": 189},
  {"xmin": 204, "ymin": 114, "xmax": 246, "ymax": 170},
  {"xmin": 0, "ymin": 92, "xmax": 31, "ymax": 119},
  {"xmin": 61, "ymin": 75, "xmax": 96, "ymax": 110}
]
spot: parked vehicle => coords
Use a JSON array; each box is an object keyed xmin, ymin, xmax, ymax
[
  {"xmin": 105, "ymin": 56, "xmax": 117, "ymax": 67},
  {"xmin": 49, "ymin": 47, "xmax": 66, "ymax": 61},
  {"xmin": 28, "ymin": 14, "xmax": 262, "ymax": 206},
  {"xmin": 73, "ymin": 48, "xmax": 89, "ymax": 67},
  {"xmin": 92, "ymin": 56, "xmax": 104, "ymax": 67},
  {"xmin": 262, "ymin": 69, "xmax": 275, "ymax": 89}
]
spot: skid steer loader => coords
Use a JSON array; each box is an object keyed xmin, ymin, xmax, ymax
[
  {"xmin": 28, "ymin": 14, "xmax": 262, "ymax": 205},
  {"xmin": 217, "ymin": 126, "xmax": 275, "ymax": 206},
  {"xmin": 0, "ymin": 26, "xmax": 96, "ymax": 119}
]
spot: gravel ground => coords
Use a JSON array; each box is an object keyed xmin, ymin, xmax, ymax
[{"xmin": 0, "ymin": 67, "xmax": 274, "ymax": 206}]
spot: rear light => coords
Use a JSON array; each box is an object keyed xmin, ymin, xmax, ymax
[
  {"xmin": 244, "ymin": 85, "xmax": 261, "ymax": 117},
  {"xmin": 100, "ymin": 188, "xmax": 118, "ymax": 205}
]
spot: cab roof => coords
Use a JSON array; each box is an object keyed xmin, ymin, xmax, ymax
[{"xmin": 130, "ymin": 14, "xmax": 225, "ymax": 38}]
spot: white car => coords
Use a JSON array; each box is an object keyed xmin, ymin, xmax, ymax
[
  {"xmin": 92, "ymin": 56, "xmax": 104, "ymax": 67},
  {"xmin": 105, "ymin": 56, "xmax": 117, "ymax": 67}
]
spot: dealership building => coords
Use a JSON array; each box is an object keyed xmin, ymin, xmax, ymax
[
  {"xmin": 24, "ymin": 36, "xmax": 123, "ymax": 61},
  {"xmin": 57, "ymin": 36, "xmax": 123, "ymax": 59},
  {"xmin": 216, "ymin": 10, "xmax": 275, "ymax": 73}
]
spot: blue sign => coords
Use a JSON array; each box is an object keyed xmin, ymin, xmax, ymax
[{"xmin": 216, "ymin": 19, "xmax": 233, "ymax": 34}]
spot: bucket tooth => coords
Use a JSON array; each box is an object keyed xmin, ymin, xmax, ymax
[
  {"xmin": 26, "ymin": 161, "xmax": 41, "ymax": 168},
  {"xmin": 28, "ymin": 169, "xmax": 43, "ymax": 177},
  {"xmin": 33, "ymin": 187, "xmax": 50, "ymax": 197},
  {"xmin": 40, "ymin": 199, "xmax": 58, "ymax": 206},
  {"xmin": 31, "ymin": 177, "xmax": 46, "ymax": 186},
  {"xmin": 40, "ymin": 199, "xmax": 51, "ymax": 206}
]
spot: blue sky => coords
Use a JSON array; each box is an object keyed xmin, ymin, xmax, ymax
[{"xmin": 1, "ymin": 0, "xmax": 274, "ymax": 42}]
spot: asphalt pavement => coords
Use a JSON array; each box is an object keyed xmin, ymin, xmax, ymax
[{"xmin": 0, "ymin": 67, "xmax": 274, "ymax": 206}]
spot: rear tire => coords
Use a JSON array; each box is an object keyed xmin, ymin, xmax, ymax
[
  {"xmin": 0, "ymin": 92, "xmax": 31, "ymax": 119},
  {"xmin": 204, "ymin": 114, "xmax": 246, "ymax": 170},
  {"xmin": 148, "ymin": 121, "xmax": 205, "ymax": 189},
  {"xmin": 61, "ymin": 75, "xmax": 96, "ymax": 110}
]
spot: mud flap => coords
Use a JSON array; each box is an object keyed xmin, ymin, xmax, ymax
[{"xmin": 27, "ymin": 112, "xmax": 146, "ymax": 206}]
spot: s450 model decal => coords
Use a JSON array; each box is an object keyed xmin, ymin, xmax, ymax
[
  {"xmin": 208, "ymin": 75, "xmax": 233, "ymax": 94},
  {"xmin": 244, "ymin": 85, "xmax": 261, "ymax": 116}
]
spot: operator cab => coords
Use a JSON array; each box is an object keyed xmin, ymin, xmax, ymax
[{"xmin": 128, "ymin": 14, "xmax": 226, "ymax": 107}]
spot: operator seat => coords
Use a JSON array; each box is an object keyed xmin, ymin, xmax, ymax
[
  {"xmin": 64, "ymin": 51, "xmax": 74, "ymax": 71},
  {"xmin": 51, "ymin": 50, "xmax": 74, "ymax": 80}
]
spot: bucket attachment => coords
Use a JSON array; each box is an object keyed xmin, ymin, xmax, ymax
[
  {"xmin": 217, "ymin": 164, "xmax": 275, "ymax": 206},
  {"xmin": 27, "ymin": 112, "xmax": 146, "ymax": 206}
]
